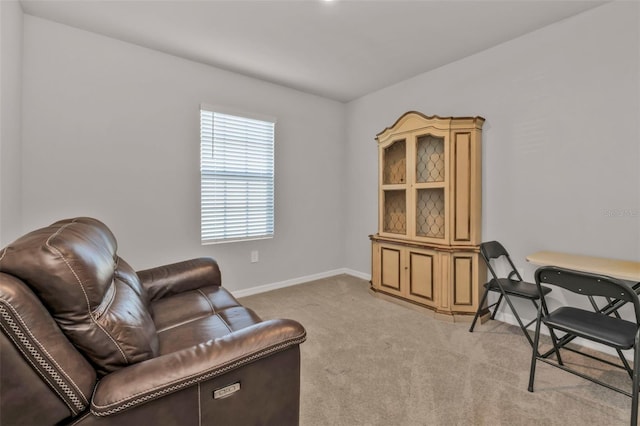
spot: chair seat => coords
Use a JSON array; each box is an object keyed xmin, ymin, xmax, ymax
[
  {"xmin": 543, "ymin": 306, "xmax": 638, "ymax": 349},
  {"xmin": 486, "ymin": 278, "xmax": 551, "ymax": 299}
]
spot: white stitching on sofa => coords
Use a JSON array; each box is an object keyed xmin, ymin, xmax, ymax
[
  {"xmin": 6, "ymin": 302, "xmax": 89, "ymax": 404},
  {"xmin": 0, "ymin": 303, "xmax": 87, "ymax": 414},
  {"xmin": 90, "ymin": 332, "xmax": 307, "ymax": 415},
  {"xmin": 0, "ymin": 319, "xmax": 75, "ymax": 413},
  {"xmin": 46, "ymin": 224, "xmax": 128, "ymax": 364},
  {"xmin": 0, "ymin": 247, "xmax": 6, "ymax": 262}
]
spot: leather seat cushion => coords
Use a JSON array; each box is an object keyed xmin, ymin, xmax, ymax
[
  {"xmin": 0, "ymin": 218, "xmax": 159, "ymax": 375},
  {"xmin": 152, "ymin": 286, "xmax": 263, "ymax": 355}
]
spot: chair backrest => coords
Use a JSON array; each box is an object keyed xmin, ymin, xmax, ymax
[
  {"xmin": 480, "ymin": 241, "xmax": 509, "ymax": 260},
  {"xmin": 0, "ymin": 217, "xmax": 159, "ymax": 376},
  {"xmin": 480, "ymin": 241, "xmax": 522, "ymax": 281},
  {"xmin": 535, "ymin": 266, "xmax": 640, "ymax": 323}
]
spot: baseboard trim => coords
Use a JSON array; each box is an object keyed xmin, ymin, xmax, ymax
[
  {"xmin": 231, "ymin": 268, "xmax": 370, "ymax": 298},
  {"xmin": 342, "ymin": 268, "xmax": 371, "ymax": 281}
]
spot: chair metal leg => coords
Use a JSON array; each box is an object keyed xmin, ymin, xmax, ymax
[
  {"xmin": 527, "ymin": 300, "xmax": 542, "ymax": 330},
  {"xmin": 587, "ymin": 295, "xmax": 600, "ymax": 313},
  {"xmin": 606, "ymin": 297, "xmax": 622, "ymax": 319},
  {"xmin": 528, "ymin": 302, "xmax": 544, "ymax": 392},
  {"xmin": 490, "ymin": 294, "xmax": 503, "ymax": 320},
  {"xmin": 469, "ymin": 287, "xmax": 491, "ymax": 332},
  {"xmin": 631, "ymin": 331, "xmax": 640, "ymax": 426},
  {"xmin": 547, "ymin": 328, "xmax": 564, "ymax": 366},
  {"xmin": 501, "ymin": 293, "xmax": 536, "ymax": 350},
  {"xmin": 615, "ymin": 348, "xmax": 633, "ymax": 378}
]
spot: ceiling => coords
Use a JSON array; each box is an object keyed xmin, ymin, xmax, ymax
[{"xmin": 20, "ymin": 0, "xmax": 606, "ymax": 102}]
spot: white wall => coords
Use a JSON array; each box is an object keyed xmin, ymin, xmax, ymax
[
  {"xmin": 13, "ymin": 2, "xmax": 640, "ymax": 300},
  {"xmin": 21, "ymin": 16, "xmax": 347, "ymax": 292},
  {"xmin": 345, "ymin": 1, "xmax": 639, "ymax": 317},
  {"xmin": 0, "ymin": 0, "xmax": 23, "ymax": 246}
]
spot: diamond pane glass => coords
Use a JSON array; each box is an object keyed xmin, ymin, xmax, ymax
[
  {"xmin": 416, "ymin": 188, "xmax": 445, "ymax": 238},
  {"xmin": 383, "ymin": 190, "xmax": 406, "ymax": 234},
  {"xmin": 383, "ymin": 140, "xmax": 406, "ymax": 184},
  {"xmin": 416, "ymin": 135, "xmax": 445, "ymax": 183}
]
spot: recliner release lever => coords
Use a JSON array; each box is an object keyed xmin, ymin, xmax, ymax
[{"xmin": 213, "ymin": 382, "xmax": 241, "ymax": 399}]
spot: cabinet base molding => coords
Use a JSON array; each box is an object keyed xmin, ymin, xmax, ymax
[{"xmin": 368, "ymin": 287, "xmax": 490, "ymax": 324}]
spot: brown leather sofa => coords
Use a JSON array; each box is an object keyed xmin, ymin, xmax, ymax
[{"xmin": 0, "ymin": 217, "xmax": 306, "ymax": 425}]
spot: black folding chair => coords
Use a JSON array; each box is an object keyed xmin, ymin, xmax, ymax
[
  {"xmin": 469, "ymin": 241, "xmax": 552, "ymax": 350},
  {"xmin": 528, "ymin": 266, "xmax": 640, "ymax": 426}
]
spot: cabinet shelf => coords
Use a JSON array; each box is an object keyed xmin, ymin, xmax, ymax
[
  {"xmin": 381, "ymin": 184, "xmax": 408, "ymax": 190},
  {"xmin": 413, "ymin": 182, "xmax": 445, "ymax": 189}
]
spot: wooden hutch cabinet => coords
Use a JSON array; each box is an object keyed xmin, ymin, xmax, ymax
[{"xmin": 370, "ymin": 112, "xmax": 486, "ymax": 321}]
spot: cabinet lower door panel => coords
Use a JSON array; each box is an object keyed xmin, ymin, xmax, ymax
[
  {"xmin": 406, "ymin": 251, "xmax": 435, "ymax": 305},
  {"xmin": 453, "ymin": 255, "xmax": 473, "ymax": 306},
  {"xmin": 450, "ymin": 252, "xmax": 481, "ymax": 313},
  {"xmin": 380, "ymin": 246, "xmax": 402, "ymax": 295}
]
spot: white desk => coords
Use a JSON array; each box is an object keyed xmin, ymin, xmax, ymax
[{"xmin": 526, "ymin": 251, "xmax": 640, "ymax": 282}]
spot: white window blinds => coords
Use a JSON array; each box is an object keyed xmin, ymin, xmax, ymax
[{"xmin": 200, "ymin": 107, "xmax": 275, "ymax": 244}]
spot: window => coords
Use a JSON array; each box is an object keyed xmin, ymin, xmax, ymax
[{"xmin": 200, "ymin": 106, "xmax": 275, "ymax": 244}]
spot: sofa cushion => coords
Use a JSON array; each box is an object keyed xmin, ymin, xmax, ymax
[
  {"xmin": 152, "ymin": 286, "xmax": 262, "ymax": 354},
  {"xmin": 0, "ymin": 218, "xmax": 158, "ymax": 375},
  {"xmin": 151, "ymin": 285, "xmax": 240, "ymax": 332}
]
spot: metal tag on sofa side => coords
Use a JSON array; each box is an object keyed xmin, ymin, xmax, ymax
[{"xmin": 213, "ymin": 382, "xmax": 241, "ymax": 399}]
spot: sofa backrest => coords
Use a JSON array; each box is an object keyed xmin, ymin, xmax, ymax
[
  {"xmin": 0, "ymin": 272, "xmax": 96, "ymax": 424},
  {"xmin": 0, "ymin": 217, "xmax": 159, "ymax": 376}
]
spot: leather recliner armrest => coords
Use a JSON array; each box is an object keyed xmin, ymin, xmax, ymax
[
  {"xmin": 90, "ymin": 318, "xmax": 306, "ymax": 417},
  {"xmin": 137, "ymin": 258, "xmax": 222, "ymax": 301}
]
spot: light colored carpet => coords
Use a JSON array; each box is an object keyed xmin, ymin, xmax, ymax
[{"xmin": 240, "ymin": 274, "xmax": 632, "ymax": 425}]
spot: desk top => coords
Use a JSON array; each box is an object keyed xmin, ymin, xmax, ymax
[{"xmin": 526, "ymin": 251, "xmax": 640, "ymax": 282}]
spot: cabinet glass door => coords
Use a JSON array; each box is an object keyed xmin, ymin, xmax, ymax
[
  {"xmin": 414, "ymin": 133, "xmax": 446, "ymax": 241},
  {"xmin": 381, "ymin": 139, "xmax": 407, "ymax": 237},
  {"xmin": 416, "ymin": 135, "xmax": 444, "ymax": 183},
  {"xmin": 383, "ymin": 139, "xmax": 406, "ymax": 184},
  {"xmin": 416, "ymin": 188, "xmax": 445, "ymax": 238},
  {"xmin": 383, "ymin": 190, "xmax": 406, "ymax": 234}
]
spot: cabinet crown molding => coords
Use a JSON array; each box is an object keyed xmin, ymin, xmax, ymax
[{"xmin": 376, "ymin": 111, "xmax": 485, "ymax": 143}]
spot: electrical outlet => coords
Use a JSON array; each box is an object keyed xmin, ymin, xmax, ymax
[{"xmin": 250, "ymin": 250, "xmax": 259, "ymax": 263}]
